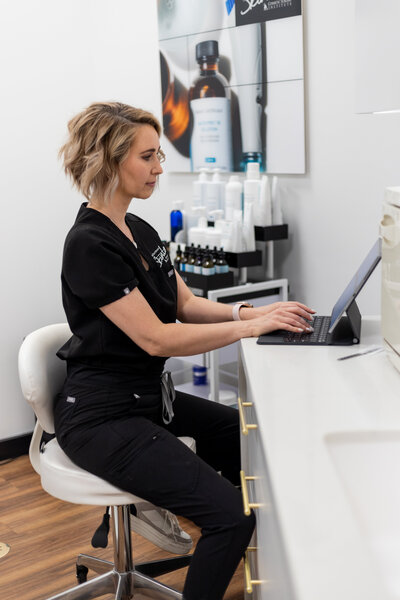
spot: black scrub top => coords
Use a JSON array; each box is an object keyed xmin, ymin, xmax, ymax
[{"xmin": 57, "ymin": 203, "xmax": 177, "ymax": 384}]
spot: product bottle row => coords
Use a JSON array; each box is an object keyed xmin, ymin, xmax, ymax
[
  {"xmin": 174, "ymin": 244, "xmax": 229, "ymax": 277},
  {"xmin": 170, "ymin": 162, "xmax": 285, "ymax": 253}
]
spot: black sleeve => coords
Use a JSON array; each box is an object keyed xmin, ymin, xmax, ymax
[{"xmin": 62, "ymin": 227, "xmax": 139, "ymax": 309}]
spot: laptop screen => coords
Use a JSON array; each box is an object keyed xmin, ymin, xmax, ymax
[{"xmin": 329, "ymin": 238, "xmax": 382, "ymax": 333}]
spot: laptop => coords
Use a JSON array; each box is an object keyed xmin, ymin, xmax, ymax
[{"xmin": 257, "ymin": 238, "xmax": 382, "ymax": 347}]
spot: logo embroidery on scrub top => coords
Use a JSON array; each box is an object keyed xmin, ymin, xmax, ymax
[{"xmin": 151, "ymin": 245, "xmax": 169, "ymax": 268}]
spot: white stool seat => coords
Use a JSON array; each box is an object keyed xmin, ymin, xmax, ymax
[{"xmin": 40, "ymin": 438, "xmax": 138, "ymax": 506}]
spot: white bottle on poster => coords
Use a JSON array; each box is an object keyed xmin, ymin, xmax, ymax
[
  {"xmin": 189, "ymin": 40, "xmax": 233, "ymax": 172},
  {"xmin": 229, "ymin": 23, "xmax": 263, "ymax": 167}
]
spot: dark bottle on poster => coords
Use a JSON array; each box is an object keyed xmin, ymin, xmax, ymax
[
  {"xmin": 189, "ymin": 40, "xmax": 233, "ymax": 172},
  {"xmin": 160, "ymin": 52, "xmax": 191, "ymax": 158}
]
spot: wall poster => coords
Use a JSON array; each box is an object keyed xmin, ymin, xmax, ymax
[{"xmin": 157, "ymin": 0, "xmax": 305, "ymax": 174}]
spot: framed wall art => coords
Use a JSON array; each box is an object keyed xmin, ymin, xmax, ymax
[{"xmin": 158, "ymin": 0, "xmax": 305, "ymax": 174}]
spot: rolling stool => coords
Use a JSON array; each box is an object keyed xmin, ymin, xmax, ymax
[{"xmin": 18, "ymin": 323, "xmax": 195, "ymax": 600}]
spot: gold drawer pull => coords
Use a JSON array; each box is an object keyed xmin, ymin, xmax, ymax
[
  {"xmin": 238, "ymin": 396, "xmax": 258, "ymax": 436},
  {"xmin": 244, "ymin": 548, "xmax": 263, "ymax": 594},
  {"xmin": 240, "ymin": 470, "xmax": 262, "ymax": 516}
]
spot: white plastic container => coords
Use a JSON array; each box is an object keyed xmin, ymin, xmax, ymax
[
  {"xmin": 208, "ymin": 209, "xmax": 224, "ymax": 222},
  {"xmin": 243, "ymin": 201, "xmax": 256, "ymax": 251},
  {"xmin": 205, "ymin": 226, "xmax": 222, "ymax": 249},
  {"xmin": 186, "ymin": 205, "xmax": 207, "ymax": 231},
  {"xmin": 254, "ymin": 175, "xmax": 272, "ymax": 226},
  {"xmin": 231, "ymin": 209, "xmax": 245, "ymax": 252},
  {"xmin": 245, "ymin": 161, "xmax": 260, "ymax": 181},
  {"xmin": 243, "ymin": 179, "xmax": 260, "ymax": 206},
  {"xmin": 214, "ymin": 218, "xmax": 233, "ymax": 252},
  {"xmin": 225, "ymin": 175, "xmax": 242, "ymax": 221},
  {"xmin": 271, "ymin": 176, "xmax": 284, "ymax": 225},
  {"xmin": 192, "ymin": 169, "xmax": 209, "ymax": 208},
  {"xmin": 243, "ymin": 162, "xmax": 261, "ymax": 208},
  {"xmin": 188, "ymin": 216, "xmax": 208, "ymax": 247},
  {"xmin": 206, "ymin": 169, "xmax": 225, "ymax": 219}
]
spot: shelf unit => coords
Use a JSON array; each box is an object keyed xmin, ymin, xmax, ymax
[{"xmin": 171, "ymin": 225, "xmax": 290, "ymax": 403}]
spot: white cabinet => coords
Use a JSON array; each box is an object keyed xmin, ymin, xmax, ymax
[
  {"xmin": 238, "ymin": 358, "xmax": 295, "ymax": 600},
  {"xmin": 238, "ymin": 319, "xmax": 400, "ymax": 600}
]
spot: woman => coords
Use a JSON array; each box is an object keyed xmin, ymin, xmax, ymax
[{"xmin": 54, "ymin": 101, "xmax": 314, "ymax": 600}]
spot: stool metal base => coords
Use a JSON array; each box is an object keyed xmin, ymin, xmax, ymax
[
  {"xmin": 44, "ymin": 506, "xmax": 191, "ymax": 600},
  {"xmin": 45, "ymin": 568, "xmax": 184, "ymax": 600}
]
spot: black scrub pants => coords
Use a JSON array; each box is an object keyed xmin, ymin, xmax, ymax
[{"xmin": 54, "ymin": 382, "xmax": 255, "ymax": 600}]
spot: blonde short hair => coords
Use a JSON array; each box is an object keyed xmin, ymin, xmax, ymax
[{"xmin": 59, "ymin": 102, "xmax": 162, "ymax": 205}]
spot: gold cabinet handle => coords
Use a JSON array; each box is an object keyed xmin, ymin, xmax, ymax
[
  {"xmin": 238, "ymin": 396, "xmax": 258, "ymax": 436},
  {"xmin": 240, "ymin": 470, "xmax": 262, "ymax": 516},
  {"xmin": 244, "ymin": 548, "xmax": 263, "ymax": 594}
]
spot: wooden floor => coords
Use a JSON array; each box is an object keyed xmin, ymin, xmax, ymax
[{"xmin": 0, "ymin": 455, "xmax": 244, "ymax": 600}]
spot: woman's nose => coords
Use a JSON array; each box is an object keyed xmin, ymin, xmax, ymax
[{"xmin": 153, "ymin": 160, "xmax": 163, "ymax": 175}]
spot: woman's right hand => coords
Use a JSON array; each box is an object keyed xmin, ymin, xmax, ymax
[{"xmin": 247, "ymin": 303, "xmax": 314, "ymax": 338}]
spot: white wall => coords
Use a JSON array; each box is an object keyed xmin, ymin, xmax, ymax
[
  {"xmin": 1, "ymin": 0, "xmax": 398, "ymax": 439},
  {"xmin": 0, "ymin": 0, "xmax": 161, "ymax": 439}
]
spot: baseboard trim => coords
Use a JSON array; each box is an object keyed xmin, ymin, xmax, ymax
[{"xmin": 0, "ymin": 433, "xmax": 32, "ymax": 461}]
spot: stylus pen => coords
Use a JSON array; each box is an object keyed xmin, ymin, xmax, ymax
[{"xmin": 337, "ymin": 346, "xmax": 383, "ymax": 361}]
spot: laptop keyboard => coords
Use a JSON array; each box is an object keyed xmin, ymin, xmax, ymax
[{"xmin": 283, "ymin": 315, "xmax": 331, "ymax": 344}]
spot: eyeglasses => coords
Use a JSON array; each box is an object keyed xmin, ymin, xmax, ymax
[{"xmin": 157, "ymin": 149, "xmax": 166, "ymax": 163}]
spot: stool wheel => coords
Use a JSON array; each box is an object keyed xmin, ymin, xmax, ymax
[{"xmin": 76, "ymin": 564, "xmax": 88, "ymax": 584}]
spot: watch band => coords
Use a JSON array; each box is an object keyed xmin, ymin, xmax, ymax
[{"xmin": 232, "ymin": 302, "xmax": 253, "ymax": 321}]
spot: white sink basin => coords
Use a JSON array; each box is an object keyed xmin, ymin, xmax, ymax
[{"xmin": 325, "ymin": 431, "xmax": 400, "ymax": 600}]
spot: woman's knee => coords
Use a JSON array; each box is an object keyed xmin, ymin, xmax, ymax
[
  {"xmin": 204, "ymin": 495, "xmax": 256, "ymax": 540},
  {"xmin": 234, "ymin": 506, "xmax": 256, "ymax": 540}
]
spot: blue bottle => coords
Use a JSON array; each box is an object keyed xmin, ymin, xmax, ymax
[
  {"xmin": 170, "ymin": 200, "xmax": 184, "ymax": 242},
  {"xmin": 192, "ymin": 365, "xmax": 207, "ymax": 385}
]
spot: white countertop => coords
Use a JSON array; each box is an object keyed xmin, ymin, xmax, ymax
[{"xmin": 240, "ymin": 317, "xmax": 400, "ymax": 600}]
